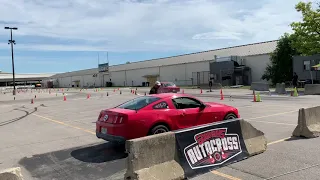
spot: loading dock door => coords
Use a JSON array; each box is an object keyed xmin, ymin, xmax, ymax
[
  {"xmin": 147, "ymin": 77, "xmax": 157, "ymax": 87},
  {"xmin": 143, "ymin": 74, "xmax": 159, "ymax": 87}
]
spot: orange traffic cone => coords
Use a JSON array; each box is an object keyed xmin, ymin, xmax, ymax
[
  {"xmin": 63, "ymin": 96, "xmax": 66, "ymax": 101},
  {"xmin": 220, "ymin": 89, "xmax": 224, "ymax": 100},
  {"xmin": 87, "ymin": 94, "xmax": 90, "ymax": 99},
  {"xmin": 253, "ymin": 91, "xmax": 256, "ymax": 102}
]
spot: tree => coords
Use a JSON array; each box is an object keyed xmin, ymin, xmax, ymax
[
  {"xmin": 290, "ymin": 1, "xmax": 320, "ymax": 55},
  {"xmin": 261, "ymin": 33, "xmax": 299, "ymax": 85}
]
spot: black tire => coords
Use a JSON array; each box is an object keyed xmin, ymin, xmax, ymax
[
  {"xmin": 149, "ymin": 125, "xmax": 170, "ymax": 135},
  {"xmin": 224, "ymin": 113, "xmax": 237, "ymax": 120}
]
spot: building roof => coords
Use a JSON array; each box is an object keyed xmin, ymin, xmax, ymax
[
  {"xmin": 110, "ymin": 40, "xmax": 278, "ymax": 71},
  {"xmin": 0, "ymin": 72, "xmax": 56, "ymax": 82},
  {"xmin": 45, "ymin": 40, "xmax": 279, "ymax": 78}
]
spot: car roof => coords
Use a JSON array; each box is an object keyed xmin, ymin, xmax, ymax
[{"xmin": 148, "ymin": 93, "xmax": 192, "ymax": 99}]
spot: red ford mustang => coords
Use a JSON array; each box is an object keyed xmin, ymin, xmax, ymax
[
  {"xmin": 158, "ymin": 82, "xmax": 180, "ymax": 93},
  {"xmin": 96, "ymin": 93, "xmax": 239, "ymax": 143}
]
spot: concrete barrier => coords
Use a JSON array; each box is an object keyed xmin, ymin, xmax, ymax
[
  {"xmin": 239, "ymin": 119, "xmax": 268, "ymax": 156},
  {"xmin": 250, "ymin": 82, "xmax": 270, "ymax": 91},
  {"xmin": 124, "ymin": 132, "xmax": 184, "ymax": 180},
  {"xmin": 124, "ymin": 119, "xmax": 267, "ymax": 180},
  {"xmin": 292, "ymin": 106, "xmax": 320, "ymax": 138},
  {"xmin": 304, "ymin": 84, "xmax": 320, "ymax": 95},
  {"xmin": 275, "ymin": 83, "xmax": 286, "ymax": 94},
  {"xmin": 0, "ymin": 167, "xmax": 23, "ymax": 180}
]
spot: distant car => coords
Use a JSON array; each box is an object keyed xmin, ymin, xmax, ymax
[
  {"xmin": 158, "ymin": 81, "xmax": 180, "ymax": 93},
  {"xmin": 96, "ymin": 93, "xmax": 239, "ymax": 143}
]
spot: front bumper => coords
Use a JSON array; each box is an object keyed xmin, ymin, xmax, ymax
[{"xmin": 96, "ymin": 130, "xmax": 126, "ymax": 143}]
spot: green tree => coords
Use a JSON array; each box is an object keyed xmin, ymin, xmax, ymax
[
  {"xmin": 262, "ymin": 33, "xmax": 299, "ymax": 85},
  {"xmin": 290, "ymin": 1, "xmax": 320, "ymax": 55}
]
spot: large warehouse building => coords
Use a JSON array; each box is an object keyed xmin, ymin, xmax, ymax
[{"xmin": 42, "ymin": 40, "xmax": 278, "ymax": 88}]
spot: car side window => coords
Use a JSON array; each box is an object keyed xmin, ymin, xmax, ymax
[
  {"xmin": 153, "ymin": 101, "xmax": 169, "ymax": 109},
  {"xmin": 172, "ymin": 97, "xmax": 202, "ymax": 109}
]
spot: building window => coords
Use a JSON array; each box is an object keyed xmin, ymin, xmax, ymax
[{"xmin": 304, "ymin": 60, "xmax": 310, "ymax": 70}]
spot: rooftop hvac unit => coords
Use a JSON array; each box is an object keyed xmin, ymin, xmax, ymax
[{"xmin": 215, "ymin": 56, "xmax": 243, "ymax": 62}]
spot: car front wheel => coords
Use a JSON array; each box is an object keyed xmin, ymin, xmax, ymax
[
  {"xmin": 224, "ymin": 113, "xmax": 237, "ymax": 120},
  {"xmin": 149, "ymin": 125, "xmax": 170, "ymax": 135}
]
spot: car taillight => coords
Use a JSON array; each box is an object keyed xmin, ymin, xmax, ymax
[{"xmin": 112, "ymin": 116, "xmax": 125, "ymax": 124}]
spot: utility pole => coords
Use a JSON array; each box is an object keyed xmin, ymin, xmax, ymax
[{"xmin": 4, "ymin": 27, "xmax": 18, "ymax": 95}]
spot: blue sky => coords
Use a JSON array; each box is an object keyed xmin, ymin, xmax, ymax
[{"xmin": 0, "ymin": 0, "xmax": 308, "ymax": 73}]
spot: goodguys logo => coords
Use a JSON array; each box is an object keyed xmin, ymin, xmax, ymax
[{"xmin": 184, "ymin": 128, "xmax": 242, "ymax": 169}]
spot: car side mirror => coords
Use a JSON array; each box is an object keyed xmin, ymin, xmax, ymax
[{"xmin": 200, "ymin": 103, "xmax": 206, "ymax": 109}]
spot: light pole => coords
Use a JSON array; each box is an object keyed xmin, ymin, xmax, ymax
[{"xmin": 4, "ymin": 27, "xmax": 18, "ymax": 95}]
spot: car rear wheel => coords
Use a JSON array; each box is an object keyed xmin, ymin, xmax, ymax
[
  {"xmin": 224, "ymin": 113, "xmax": 237, "ymax": 120},
  {"xmin": 149, "ymin": 125, "xmax": 170, "ymax": 135}
]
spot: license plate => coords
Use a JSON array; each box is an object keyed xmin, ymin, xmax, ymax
[{"xmin": 101, "ymin": 127, "xmax": 107, "ymax": 134}]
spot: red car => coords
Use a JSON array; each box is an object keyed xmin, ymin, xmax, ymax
[
  {"xmin": 158, "ymin": 82, "xmax": 180, "ymax": 93},
  {"xmin": 96, "ymin": 93, "xmax": 239, "ymax": 143}
]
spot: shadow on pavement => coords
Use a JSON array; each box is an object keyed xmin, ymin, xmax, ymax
[
  {"xmin": 71, "ymin": 142, "xmax": 127, "ymax": 163},
  {"xmin": 19, "ymin": 142, "xmax": 127, "ymax": 180},
  {"xmin": 285, "ymin": 136, "xmax": 310, "ymax": 141}
]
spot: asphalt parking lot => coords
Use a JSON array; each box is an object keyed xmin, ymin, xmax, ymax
[{"xmin": 1, "ymin": 88, "xmax": 320, "ymax": 180}]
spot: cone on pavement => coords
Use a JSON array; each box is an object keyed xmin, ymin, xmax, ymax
[
  {"xmin": 220, "ymin": 89, "xmax": 224, "ymax": 100},
  {"xmin": 63, "ymin": 96, "xmax": 66, "ymax": 101},
  {"xmin": 253, "ymin": 90, "xmax": 256, "ymax": 102},
  {"xmin": 31, "ymin": 99, "xmax": 34, "ymax": 104},
  {"xmin": 256, "ymin": 92, "xmax": 261, "ymax": 102},
  {"xmin": 293, "ymin": 87, "xmax": 298, "ymax": 97},
  {"xmin": 87, "ymin": 94, "xmax": 90, "ymax": 99},
  {"xmin": 200, "ymin": 89, "xmax": 203, "ymax": 94}
]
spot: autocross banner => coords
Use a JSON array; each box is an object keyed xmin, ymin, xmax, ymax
[{"xmin": 174, "ymin": 119, "xmax": 249, "ymax": 178}]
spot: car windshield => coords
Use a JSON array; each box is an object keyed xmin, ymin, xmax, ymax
[
  {"xmin": 116, "ymin": 96, "xmax": 161, "ymax": 110},
  {"xmin": 162, "ymin": 82, "xmax": 176, "ymax": 87}
]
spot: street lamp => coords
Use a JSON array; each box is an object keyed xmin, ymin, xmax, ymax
[{"xmin": 4, "ymin": 26, "xmax": 18, "ymax": 95}]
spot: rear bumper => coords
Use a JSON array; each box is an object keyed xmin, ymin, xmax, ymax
[{"xmin": 96, "ymin": 130, "xmax": 126, "ymax": 143}]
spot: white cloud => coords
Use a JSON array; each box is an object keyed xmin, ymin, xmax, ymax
[{"xmin": 0, "ymin": 0, "xmax": 308, "ymax": 52}]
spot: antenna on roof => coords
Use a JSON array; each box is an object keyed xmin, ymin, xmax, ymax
[
  {"xmin": 107, "ymin": 52, "xmax": 109, "ymax": 64},
  {"xmin": 98, "ymin": 52, "xmax": 100, "ymax": 65}
]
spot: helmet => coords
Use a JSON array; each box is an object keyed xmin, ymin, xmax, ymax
[{"xmin": 155, "ymin": 81, "xmax": 161, "ymax": 86}]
